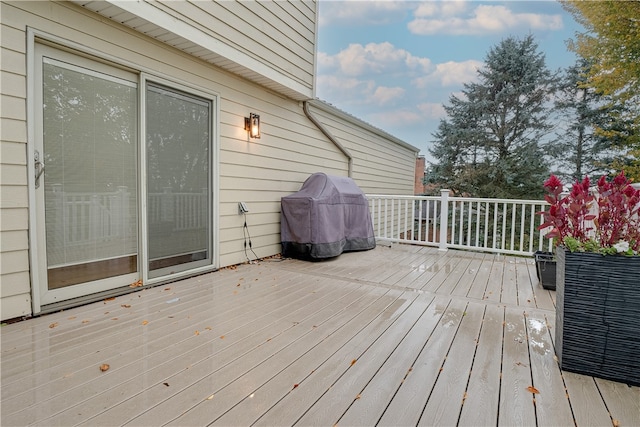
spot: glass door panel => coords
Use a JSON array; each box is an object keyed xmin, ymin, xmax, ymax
[
  {"xmin": 41, "ymin": 56, "xmax": 138, "ymax": 295},
  {"xmin": 146, "ymin": 84, "xmax": 212, "ymax": 278}
]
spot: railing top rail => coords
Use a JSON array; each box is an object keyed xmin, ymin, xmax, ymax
[
  {"xmin": 366, "ymin": 195, "xmax": 439, "ymax": 200},
  {"xmin": 367, "ymin": 194, "xmax": 549, "ymax": 205}
]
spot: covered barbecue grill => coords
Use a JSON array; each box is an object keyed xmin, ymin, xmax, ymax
[{"xmin": 281, "ymin": 172, "xmax": 376, "ymax": 259}]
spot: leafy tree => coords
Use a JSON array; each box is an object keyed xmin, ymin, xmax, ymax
[
  {"xmin": 548, "ymin": 58, "xmax": 623, "ymax": 181},
  {"xmin": 427, "ymin": 35, "xmax": 555, "ymax": 199},
  {"xmin": 561, "ymin": 1, "xmax": 640, "ymax": 179}
]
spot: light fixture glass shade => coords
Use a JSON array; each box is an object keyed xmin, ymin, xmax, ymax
[{"xmin": 245, "ymin": 113, "xmax": 260, "ymax": 138}]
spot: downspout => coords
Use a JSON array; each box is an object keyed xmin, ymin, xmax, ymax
[{"xmin": 303, "ymin": 100, "xmax": 353, "ymax": 177}]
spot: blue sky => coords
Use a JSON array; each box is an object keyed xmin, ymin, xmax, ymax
[{"xmin": 316, "ymin": 1, "xmax": 586, "ymax": 159}]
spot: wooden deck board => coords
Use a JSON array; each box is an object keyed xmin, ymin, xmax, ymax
[
  {"xmin": 525, "ymin": 311, "xmax": 575, "ymax": 426},
  {"xmin": 457, "ymin": 303, "xmax": 503, "ymax": 426},
  {"xmin": 417, "ymin": 301, "xmax": 485, "ymax": 426},
  {"xmin": 498, "ymin": 308, "xmax": 537, "ymax": 426},
  {"xmin": 376, "ymin": 299, "xmax": 467, "ymax": 426},
  {"xmin": 2, "ymin": 244, "xmax": 638, "ymax": 427}
]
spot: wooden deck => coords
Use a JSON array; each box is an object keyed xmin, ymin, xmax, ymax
[{"xmin": 2, "ymin": 244, "xmax": 638, "ymax": 426}]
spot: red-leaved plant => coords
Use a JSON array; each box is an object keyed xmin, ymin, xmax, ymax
[{"xmin": 539, "ymin": 171, "xmax": 640, "ymax": 255}]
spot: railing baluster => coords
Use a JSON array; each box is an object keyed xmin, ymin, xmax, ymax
[{"xmin": 364, "ymin": 193, "xmax": 549, "ymax": 256}]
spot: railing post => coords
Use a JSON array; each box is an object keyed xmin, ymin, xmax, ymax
[{"xmin": 439, "ymin": 189, "xmax": 449, "ymax": 251}]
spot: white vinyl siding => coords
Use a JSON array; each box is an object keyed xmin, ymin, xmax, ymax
[
  {"xmin": 149, "ymin": 1, "xmax": 315, "ymax": 89},
  {"xmin": 0, "ymin": 0, "xmax": 417, "ymax": 320},
  {"xmin": 306, "ymin": 101, "xmax": 418, "ymax": 195},
  {"xmin": 70, "ymin": 0, "xmax": 316, "ymax": 100},
  {"xmin": 1, "ymin": 8, "xmax": 31, "ymax": 318}
]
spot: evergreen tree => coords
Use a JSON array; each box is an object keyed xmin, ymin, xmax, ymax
[
  {"xmin": 548, "ymin": 59, "xmax": 617, "ymax": 181},
  {"xmin": 427, "ymin": 35, "xmax": 556, "ymax": 198}
]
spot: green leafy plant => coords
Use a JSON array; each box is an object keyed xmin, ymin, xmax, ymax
[{"xmin": 539, "ymin": 171, "xmax": 640, "ymax": 255}]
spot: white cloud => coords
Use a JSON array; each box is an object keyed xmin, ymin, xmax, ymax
[
  {"xmin": 318, "ymin": 1, "xmax": 413, "ymax": 27},
  {"xmin": 414, "ymin": 1, "xmax": 469, "ymax": 18},
  {"xmin": 373, "ymin": 86, "xmax": 405, "ymax": 105},
  {"xmin": 408, "ymin": 4, "xmax": 563, "ymax": 35},
  {"xmin": 413, "ymin": 59, "xmax": 482, "ymax": 88},
  {"xmin": 323, "ymin": 42, "xmax": 431, "ymax": 77}
]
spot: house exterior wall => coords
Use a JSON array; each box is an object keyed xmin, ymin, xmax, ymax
[
  {"xmin": 141, "ymin": 0, "xmax": 316, "ymax": 94},
  {"xmin": 305, "ymin": 101, "xmax": 418, "ymax": 195},
  {"xmin": 0, "ymin": 1, "xmax": 418, "ymax": 320}
]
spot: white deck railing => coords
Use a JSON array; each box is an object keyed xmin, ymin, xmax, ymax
[{"xmin": 367, "ymin": 190, "xmax": 553, "ymax": 256}]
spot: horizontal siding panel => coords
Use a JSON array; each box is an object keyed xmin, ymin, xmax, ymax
[
  {"xmin": 256, "ymin": 0, "xmax": 315, "ymax": 43},
  {"xmin": 0, "ymin": 208, "xmax": 28, "ymax": 231},
  {"xmin": 1, "ymin": 141, "xmax": 27, "ymax": 165},
  {"xmin": 1, "ymin": 118, "xmax": 27, "ymax": 143},
  {"xmin": 0, "ymin": 293, "xmax": 31, "ymax": 320},
  {"xmin": 0, "ymin": 185, "xmax": 27, "ymax": 209},
  {"xmin": 2, "ymin": 95, "xmax": 25, "ymax": 120},
  {"xmin": 0, "ymin": 164, "xmax": 27, "ymax": 185},
  {"xmin": 0, "ymin": 71, "xmax": 26, "ymax": 98},
  {"xmin": 0, "ymin": 250, "xmax": 29, "ymax": 275},
  {"xmin": 0, "ymin": 271, "xmax": 30, "ymax": 298},
  {"xmin": 0, "ymin": 230, "xmax": 28, "ymax": 252},
  {"xmin": 0, "ymin": 48, "xmax": 24, "ymax": 75},
  {"xmin": 1, "ymin": 23, "xmax": 26, "ymax": 52}
]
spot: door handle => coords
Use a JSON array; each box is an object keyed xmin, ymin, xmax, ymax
[{"xmin": 35, "ymin": 150, "xmax": 45, "ymax": 189}]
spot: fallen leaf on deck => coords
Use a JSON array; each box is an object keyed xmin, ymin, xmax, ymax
[
  {"xmin": 194, "ymin": 330, "xmax": 199, "ymax": 336},
  {"xmin": 350, "ymin": 359, "xmax": 357, "ymax": 366},
  {"xmin": 163, "ymin": 382, "xmax": 169, "ymax": 387},
  {"xmin": 104, "ymin": 297, "xmax": 116, "ymax": 302},
  {"xmin": 82, "ymin": 320, "xmax": 90, "ymax": 324},
  {"xmin": 612, "ymin": 419, "xmax": 620, "ymax": 427},
  {"xmin": 355, "ymin": 394, "xmax": 361, "ymax": 400},
  {"xmin": 220, "ymin": 335, "xmax": 225, "ymax": 339},
  {"xmin": 68, "ymin": 316, "xmax": 76, "ymax": 320},
  {"xmin": 121, "ymin": 304, "xmax": 131, "ymax": 308},
  {"xmin": 206, "ymin": 394, "xmax": 215, "ymax": 400},
  {"xmin": 527, "ymin": 386, "xmax": 540, "ymax": 394},
  {"xmin": 205, "ymin": 326, "xmax": 212, "ymax": 330},
  {"xmin": 292, "ymin": 384, "xmax": 299, "ymax": 389},
  {"xmin": 142, "ymin": 320, "xmax": 149, "ymax": 325},
  {"xmin": 111, "ymin": 318, "xmax": 118, "ymax": 321},
  {"xmin": 462, "ymin": 392, "xmax": 468, "ymax": 402},
  {"xmin": 164, "ymin": 287, "xmax": 171, "ymax": 291},
  {"xmin": 49, "ymin": 322, "xmax": 58, "ymax": 329},
  {"xmin": 99, "ymin": 364, "xmax": 110, "ymax": 372},
  {"xmin": 236, "ymin": 284, "xmax": 241, "ymax": 287},
  {"xmin": 129, "ymin": 280, "xmax": 143, "ymax": 288}
]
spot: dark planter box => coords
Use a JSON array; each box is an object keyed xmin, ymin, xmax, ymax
[
  {"xmin": 534, "ymin": 251, "xmax": 556, "ymax": 290},
  {"xmin": 555, "ymin": 246, "xmax": 640, "ymax": 386}
]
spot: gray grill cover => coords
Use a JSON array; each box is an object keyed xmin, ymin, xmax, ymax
[{"xmin": 281, "ymin": 173, "xmax": 376, "ymax": 259}]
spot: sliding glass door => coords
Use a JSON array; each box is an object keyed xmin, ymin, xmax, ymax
[
  {"xmin": 33, "ymin": 44, "xmax": 216, "ymax": 310},
  {"xmin": 36, "ymin": 46, "xmax": 139, "ymax": 305},
  {"xmin": 146, "ymin": 84, "xmax": 213, "ymax": 278}
]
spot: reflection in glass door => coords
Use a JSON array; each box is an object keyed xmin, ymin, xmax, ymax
[
  {"xmin": 40, "ymin": 54, "xmax": 138, "ymax": 298},
  {"xmin": 146, "ymin": 84, "xmax": 212, "ymax": 278}
]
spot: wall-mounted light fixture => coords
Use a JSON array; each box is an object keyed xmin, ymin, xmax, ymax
[{"xmin": 244, "ymin": 113, "xmax": 260, "ymax": 139}]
